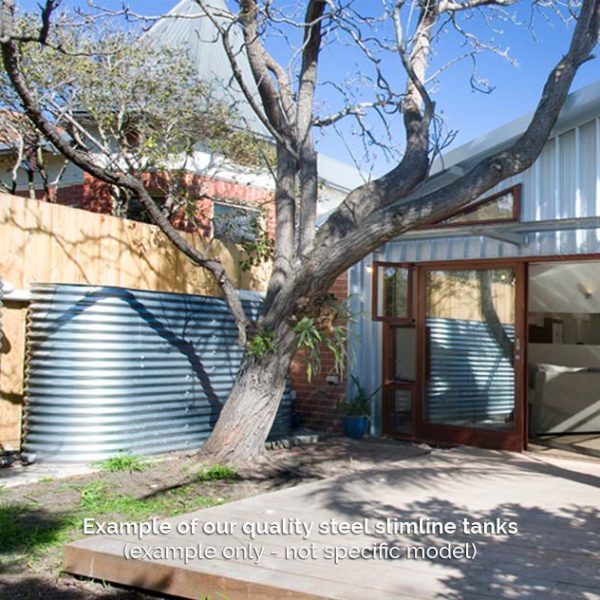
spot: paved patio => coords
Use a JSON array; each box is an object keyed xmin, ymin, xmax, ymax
[{"xmin": 63, "ymin": 446, "xmax": 600, "ymax": 599}]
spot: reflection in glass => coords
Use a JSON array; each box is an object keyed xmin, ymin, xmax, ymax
[
  {"xmin": 425, "ymin": 268, "xmax": 516, "ymax": 430},
  {"xmin": 391, "ymin": 389, "xmax": 412, "ymax": 434},
  {"xmin": 392, "ymin": 327, "xmax": 416, "ymax": 381},
  {"xmin": 377, "ymin": 266, "xmax": 409, "ymax": 318},
  {"xmin": 440, "ymin": 191, "xmax": 515, "ymax": 225}
]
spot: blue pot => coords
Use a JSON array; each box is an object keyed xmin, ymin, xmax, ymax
[{"xmin": 343, "ymin": 415, "xmax": 369, "ymax": 439}]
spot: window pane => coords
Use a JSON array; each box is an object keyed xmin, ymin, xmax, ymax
[
  {"xmin": 441, "ymin": 191, "xmax": 515, "ymax": 225},
  {"xmin": 425, "ymin": 268, "xmax": 516, "ymax": 431},
  {"xmin": 391, "ymin": 389, "xmax": 412, "ymax": 434},
  {"xmin": 392, "ymin": 326, "xmax": 416, "ymax": 381},
  {"xmin": 213, "ymin": 203, "xmax": 259, "ymax": 243},
  {"xmin": 377, "ymin": 266, "xmax": 409, "ymax": 318}
]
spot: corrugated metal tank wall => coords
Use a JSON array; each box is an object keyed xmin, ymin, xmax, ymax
[
  {"xmin": 348, "ymin": 115, "xmax": 600, "ymax": 431},
  {"xmin": 23, "ymin": 284, "xmax": 292, "ymax": 462}
]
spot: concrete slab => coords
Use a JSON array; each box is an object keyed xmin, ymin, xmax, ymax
[
  {"xmin": 0, "ymin": 461, "xmax": 98, "ymax": 488},
  {"xmin": 63, "ymin": 447, "xmax": 600, "ymax": 599}
]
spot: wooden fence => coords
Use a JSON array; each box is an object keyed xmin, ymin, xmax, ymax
[{"xmin": 0, "ymin": 192, "xmax": 269, "ymax": 450}]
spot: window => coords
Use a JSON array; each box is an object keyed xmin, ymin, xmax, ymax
[
  {"xmin": 125, "ymin": 191, "xmax": 166, "ymax": 224},
  {"xmin": 372, "ymin": 263, "xmax": 414, "ymax": 322},
  {"xmin": 213, "ymin": 201, "xmax": 260, "ymax": 243},
  {"xmin": 428, "ymin": 184, "xmax": 521, "ymax": 228}
]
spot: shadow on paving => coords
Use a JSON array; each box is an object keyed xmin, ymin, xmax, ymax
[{"xmin": 305, "ymin": 451, "xmax": 600, "ymax": 599}]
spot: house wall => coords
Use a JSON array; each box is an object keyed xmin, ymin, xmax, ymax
[
  {"xmin": 289, "ymin": 272, "xmax": 349, "ymax": 432},
  {"xmin": 0, "ymin": 192, "xmax": 268, "ymax": 450},
  {"xmin": 0, "ymin": 153, "xmax": 84, "ymax": 194},
  {"xmin": 348, "ymin": 111, "xmax": 600, "ymax": 435}
]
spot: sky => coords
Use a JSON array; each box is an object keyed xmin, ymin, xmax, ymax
[{"xmin": 15, "ymin": 0, "xmax": 599, "ymax": 175}]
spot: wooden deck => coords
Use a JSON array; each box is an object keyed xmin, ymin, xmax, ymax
[{"xmin": 63, "ymin": 447, "xmax": 600, "ymax": 599}]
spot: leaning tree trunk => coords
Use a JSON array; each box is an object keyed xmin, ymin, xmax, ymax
[{"xmin": 199, "ymin": 328, "xmax": 297, "ymax": 466}]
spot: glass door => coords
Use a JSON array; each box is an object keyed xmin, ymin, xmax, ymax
[
  {"xmin": 417, "ymin": 263, "xmax": 525, "ymax": 450},
  {"xmin": 382, "ymin": 325, "xmax": 416, "ymax": 435}
]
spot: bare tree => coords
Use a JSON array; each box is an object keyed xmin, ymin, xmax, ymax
[{"xmin": 1, "ymin": 0, "xmax": 598, "ymax": 466}]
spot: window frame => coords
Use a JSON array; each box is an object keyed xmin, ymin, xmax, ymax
[
  {"xmin": 371, "ymin": 261, "xmax": 414, "ymax": 323},
  {"xmin": 419, "ymin": 184, "xmax": 522, "ymax": 230}
]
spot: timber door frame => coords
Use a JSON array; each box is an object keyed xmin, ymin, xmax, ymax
[
  {"xmin": 413, "ymin": 260, "xmax": 527, "ymax": 451},
  {"xmin": 375, "ymin": 262, "xmax": 418, "ymax": 437}
]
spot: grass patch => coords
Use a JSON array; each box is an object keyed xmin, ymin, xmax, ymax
[
  {"xmin": 0, "ymin": 478, "xmax": 225, "ymax": 570},
  {"xmin": 77, "ymin": 481, "xmax": 220, "ymax": 521},
  {"xmin": 93, "ymin": 451, "xmax": 147, "ymax": 473},
  {"xmin": 0, "ymin": 503, "xmax": 76, "ymax": 561},
  {"xmin": 197, "ymin": 464, "xmax": 239, "ymax": 482}
]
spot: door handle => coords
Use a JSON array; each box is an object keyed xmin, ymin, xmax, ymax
[{"xmin": 514, "ymin": 337, "xmax": 522, "ymax": 362}]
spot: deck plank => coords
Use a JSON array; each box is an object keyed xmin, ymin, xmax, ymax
[{"xmin": 63, "ymin": 447, "xmax": 600, "ymax": 599}]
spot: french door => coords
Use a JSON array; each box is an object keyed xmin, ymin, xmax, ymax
[{"xmin": 378, "ymin": 260, "xmax": 526, "ymax": 450}]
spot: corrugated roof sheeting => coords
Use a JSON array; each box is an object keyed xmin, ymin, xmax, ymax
[
  {"xmin": 23, "ymin": 284, "xmax": 292, "ymax": 462},
  {"xmin": 144, "ymin": 0, "xmax": 269, "ymax": 137}
]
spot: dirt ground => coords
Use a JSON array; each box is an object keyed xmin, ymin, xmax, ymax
[{"xmin": 0, "ymin": 437, "xmax": 430, "ymax": 599}]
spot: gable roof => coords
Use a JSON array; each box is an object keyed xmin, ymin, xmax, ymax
[{"xmin": 144, "ymin": 0, "xmax": 269, "ymax": 138}]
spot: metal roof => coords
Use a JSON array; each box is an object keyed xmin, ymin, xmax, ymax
[{"xmin": 144, "ymin": 0, "xmax": 270, "ymax": 137}]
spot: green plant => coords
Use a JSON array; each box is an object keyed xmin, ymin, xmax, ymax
[
  {"xmin": 293, "ymin": 295, "xmax": 355, "ymax": 381},
  {"xmin": 337, "ymin": 375, "xmax": 382, "ymax": 417},
  {"xmin": 79, "ymin": 481, "xmax": 109, "ymax": 511},
  {"xmin": 93, "ymin": 451, "xmax": 147, "ymax": 473},
  {"xmin": 247, "ymin": 329, "xmax": 275, "ymax": 358},
  {"xmin": 0, "ymin": 503, "xmax": 75, "ymax": 560},
  {"xmin": 239, "ymin": 213, "xmax": 275, "ymax": 271},
  {"xmin": 197, "ymin": 464, "xmax": 239, "ymax": 482}
]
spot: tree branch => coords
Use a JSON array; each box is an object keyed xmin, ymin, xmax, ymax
[
  {"xmin": 194, "ymin": 0, "xmax": 295, "ymax": 155},
  {"xmin": 304, "ymin": 0, "xmax": 600, "ymax": 297},
  {"xmin": 0, "ymin": 1, "xmax": 252, "ymax": 344},
  {"xmin": 312, "ymin": 0, "xmax": 436, "ymax": 245},
  {"xmin": 297, "ymin": 0, "xmax": 326, "ymax": 255},
  {"xmin": 439, "ymin": 0, "xmax": 516, "ymax": 13}
]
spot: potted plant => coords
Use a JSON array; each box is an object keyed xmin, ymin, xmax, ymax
[{"xmin": 337, "ymin": 375, "xmax": 381, "ymax": 439}]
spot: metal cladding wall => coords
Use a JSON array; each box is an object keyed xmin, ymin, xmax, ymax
[
  {"xmin": 426, "ymin": 318, "xmax": 515, "ymax": 424},
  {"xmin": 347, "ymin": 110, "xmax": 600, "ymax": 434},
  {"xmin": 23, "ymin": 284, "xmax": 292, "ymax": 462}
]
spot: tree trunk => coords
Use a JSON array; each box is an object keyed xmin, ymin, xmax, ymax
[{"xmin": 198, "ymin": 330, "xmax": 297, "ymax": 466}]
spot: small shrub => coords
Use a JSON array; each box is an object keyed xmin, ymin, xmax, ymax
[
  {"xmin": 94, "ymin": 451, "xmax": 147, "ymax": 473},
  {"xmin": 336, "ymin": 375, "xmax": 382, "ymax": 417},
  {"xmin": 246, "ymin": 329, "xmax": 275, "ymax": 358},
  {"xmin": 197, "ymin": 464, "xmax": 239, "ymax": 482}
]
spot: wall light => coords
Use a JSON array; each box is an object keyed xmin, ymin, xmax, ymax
[
  {"xmin": 366, "ymin": 264, "xmax": 373, "ymax": 274},
  {"xmin": 576, "ymin": 282, "xmax": 593, "ymax": 299}
]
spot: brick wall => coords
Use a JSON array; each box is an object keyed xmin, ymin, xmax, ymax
[
  {"xmin": 14, "ymin": 184, "xmax": 85, "ymax": 207},
  {"xmin": 76, "ymin": 172, "xmax": 275, "ymax": 238},
  {"xmin": 289, "ymin": 272, "xmax": 349, "ymax": 432}
]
